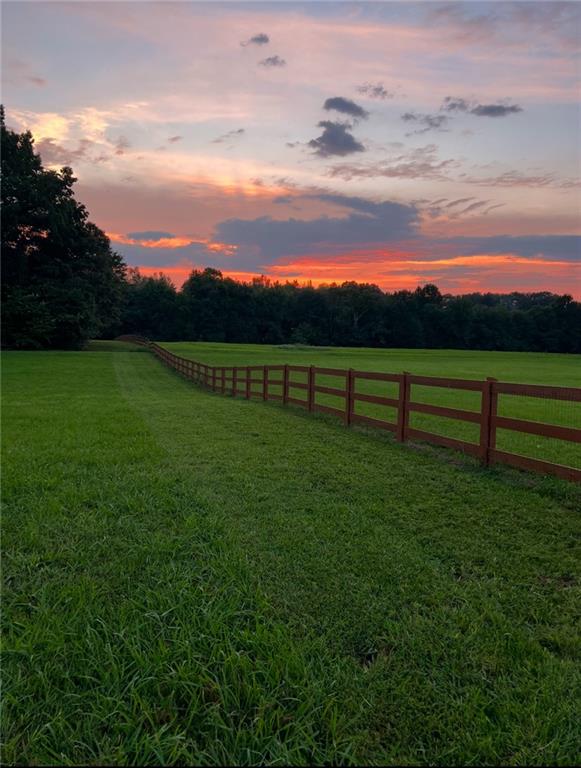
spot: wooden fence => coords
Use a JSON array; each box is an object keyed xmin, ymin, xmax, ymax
[{"xmin": 117, "ymin": 335, "xmax": 581, "ymax": 483}]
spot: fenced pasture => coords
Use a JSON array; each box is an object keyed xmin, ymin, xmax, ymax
[
  {"xmin": 3, "ymin": 346, "xmax": 581, "ymax": 765},
  {"xmin": 119, "ymin": 337, "xmax": 581, "ymax": 482}
]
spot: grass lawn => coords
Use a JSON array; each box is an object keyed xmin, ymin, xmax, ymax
[
  {"xmin": 2, "ymin": 343, "xmax": 581, "ymax": 765},
  {"xmin": 163, "ymin": 342, "xmax": 581, "ymax": 470}
]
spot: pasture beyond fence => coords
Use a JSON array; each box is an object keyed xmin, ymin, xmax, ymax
[{"xmin": 117, "ymin": 336, "xmax": 581, "ymax": 483}]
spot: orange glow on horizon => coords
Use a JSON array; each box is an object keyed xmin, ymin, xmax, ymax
[{"xmin": 133, "ymin": 250, "xmax": 580, "ymax": 298}]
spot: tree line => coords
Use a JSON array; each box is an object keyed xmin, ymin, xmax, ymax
[
  {"xmin": 119, "ymin": 269, "xmax": 581, "ymax": 353},
  {"xmin": 2, "ymin": 110, "xmax": 580, "ymax": 353}
]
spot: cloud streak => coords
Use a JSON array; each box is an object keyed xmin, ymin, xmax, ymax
[
  {"xmin": 462, "ymin": 170, "xmax": 581, "ymax": 189},
  {"xmin": 356, "ymin": 82, "xmax": 394, "ymax": 100},
  {"xmin": 328, "ymin": 144, "xmax": 456, "ymax": 181},
  {"xmin": 211, "ymin": 128, "xmax": 245, "ymax": 144},
  {"xmin": 442, "ymin": 96, "xmax": 523, "ymax": 117},
  {"xmin": 401, "ymin": 112, "xmax": 449, "ymax": 135}
]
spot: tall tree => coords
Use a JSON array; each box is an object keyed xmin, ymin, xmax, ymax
[
  {"xmin": 1, "ymin": 108, "xmax": 126, "ymax": 349},
  {"xmin": 120, "ymin": 269, "xmax": 182, "ymax": 340}
]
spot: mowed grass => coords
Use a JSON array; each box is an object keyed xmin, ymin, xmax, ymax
[
  {"xmin": 163, "ymin": 342, "xmax": 581, "ymax": 469},
  {"xmin": 2, "ymin": 344, "xmax": 581, "ymax": 765}
]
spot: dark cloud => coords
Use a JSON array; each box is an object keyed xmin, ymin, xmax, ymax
[
  {"xmin": 328, "ymin": 145, "xmax": 455, "ymax": 182},
  {"xmin": 213, "ymin": 193, "xmax": 419, "ymax": 266},
  {"xmin": 127, "ymin": 231, "xmax": 175, "ymax": 241},
  {"xmin": 114, "ymin": 136, "xmax": 131, "ymax": 155},
  {"xmin": 168, "ymin": 135, "xmax": 182, "ymax": 143},
  {"xmin": 3, "ymin": 57, "xmax": 47, "ymax": 87},
  {"xmin": 241, "ymin": 33, "xmax": 270, "ymax": 47},
  {"xmin": 441, "ymin": 96, "xmax": 523, "ymax": 117},
  {"xmin": 226, "ymin": 217, "xmax": 578, "ymax": 270},
  {"xmin": 308, "ymin": 121, "xmax": 365, "ymax": 158},
  {"xmin": 441, "ymin": 97, "xmax": 471, "ymax": 113},
  {"xmin": 35, "ymin": 137, "xmax": 94, "ymax": 165},
  {"xmin": 273, "ymin": 195, "xmax": 293, "ymax": 204},
  {"xmin": 323, "ymin": 96, "xmax": 369, "ymax": 120},
  {"xmin": 356, "ymin": 82, "xmax": 394, "ymax": 100},
  {"xmin": 432, "ymin": 235, "xmax": 581, "ymax": 262},
  {"xmin": 259, "ymin": 55, "xmax": 286, "ymax": 68},
  {"xmin": 471, "ymin": 103, "xmax": 523, "ymax": 117},
  {"xmin": 401, "ymin": 112, "xmax": 449, "ymax": 135},
  {"xmin": 211, "ymin": 128, "xmax": 245, "ymax": 144}
]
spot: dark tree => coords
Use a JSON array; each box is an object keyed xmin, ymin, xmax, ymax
[
  {"xmin": 1, "ymin": 108, "xmax": 126, "ymax": 349},
  {"xmin": 131, "ymin": 272, "xmax": 577, "ymax": 354},
  {"xmin": 119, "ymin": 269, "xmax": 182, "ymax": 340}
]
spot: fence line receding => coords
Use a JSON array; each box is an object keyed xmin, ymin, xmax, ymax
[{"xmin": 117, "ymin": 335, "xmax": 581, "ymax": 484}]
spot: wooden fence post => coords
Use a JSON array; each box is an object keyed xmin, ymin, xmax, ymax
[
  {"xmin": 283, "ymin": 364, "xmax": 289, "ymax": 405},
  {"xmin": 308, "ymin": 366, "xmax": 315, "ymax": 412},
  {"xmin": 246, "ymin": 366, "xmax": 251, "ymax": 399},
  {"xmin": 397, "ymin": 372, "xmax": 410, "ymax": 442},
  {"xmin": 480, "ymin": 377, "xmax": 497, "ymax": 466},
  {"xmin": 263, "ymin": 366, "xmax": 268, "ymax": 401},
  {"xmin": 345, "ymin": 369, "xmax": 354, "ymax": 426},
  {"xmin": 232, "ymin": 367, "xmax": 238, "ymax": 397}
]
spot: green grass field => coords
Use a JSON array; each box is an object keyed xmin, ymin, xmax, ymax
[
  {"xmin": 163, "ymin": 342, "xmax": 581, "ymax": 469},
  {"xmin": 2, "ymin": 343, "xmax": 581, "ymax": 765}
]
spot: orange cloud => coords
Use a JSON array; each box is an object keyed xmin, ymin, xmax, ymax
[{"xmin": 107, "ymin": 231, "xmax": 237, "ymax": 255}]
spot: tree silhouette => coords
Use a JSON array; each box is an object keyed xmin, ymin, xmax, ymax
[{"xmin": 1, "ymin": 107, "xmax": 126, "ymax": 348}]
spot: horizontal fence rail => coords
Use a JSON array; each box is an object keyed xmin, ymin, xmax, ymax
[{"xmin": 117, "ymin": 335, "xmax": 581, "ymax": 483}]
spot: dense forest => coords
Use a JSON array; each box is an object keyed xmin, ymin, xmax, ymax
[
  {"xmin": 2, "ymin": 110, "xmax": 580, "ymax": 353},
  {"xmin": 118, "ymin": 269, "xmax": 581, "ymax": 353}
]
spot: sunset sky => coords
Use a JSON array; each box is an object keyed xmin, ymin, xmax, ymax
[{"xmin": 3, "ymin": 1, "xmax": 580, "ymax": 295}]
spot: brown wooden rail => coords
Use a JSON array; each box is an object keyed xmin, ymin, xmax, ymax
[{"xmin": 117, "ymin": 335, "xmax": 581, "ymax": 483}]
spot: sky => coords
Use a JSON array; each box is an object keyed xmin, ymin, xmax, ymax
[{"xmin": 3, "ymin": 0, "xmax": 581, "ymax": 296}]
